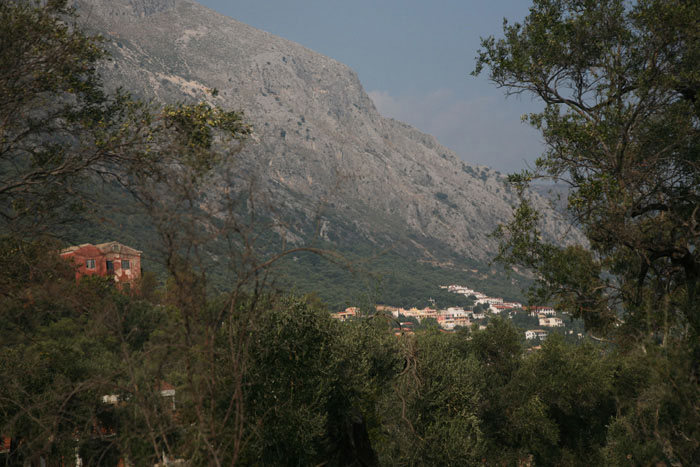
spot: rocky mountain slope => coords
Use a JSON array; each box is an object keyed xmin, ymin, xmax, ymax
[{"xmin": 73, "ymin": 0, "xmax": 581, "ymax": 284}]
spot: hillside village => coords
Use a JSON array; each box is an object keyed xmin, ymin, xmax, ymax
[
  {"xmin": 334, "ymin": 284, "xmax": 585, "ymax": 344},
  {"xmin": 56, "ymin": 239, "xmax": 583, "ymax": 345},
  {"xmin": 56, "ymin": 239, "xmax": 585, "ymax": 345}
]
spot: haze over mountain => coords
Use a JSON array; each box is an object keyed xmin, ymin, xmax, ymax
[{"xmin": 72, "ymin": 0, "xmax": 582, "ymax": 301}]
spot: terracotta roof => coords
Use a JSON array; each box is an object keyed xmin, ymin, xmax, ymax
[
  {"xmin": 95, "ymin": 241, "xmax": 142, "ymax": 255},
  {"xmin": 155, "ymin": 381, "xmax": 176, "ymax": 391},
  {"xmin": 60, "ymin": 241, "xmax": 142, "ymax": 255},
  {"xmin": 59, "ymin": 243, "xmax": 94, "ymax": 254}
]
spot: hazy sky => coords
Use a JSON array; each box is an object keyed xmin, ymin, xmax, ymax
[{"xmin": 197, "ymin": 0, "xmax": 544, "ymax": 172}]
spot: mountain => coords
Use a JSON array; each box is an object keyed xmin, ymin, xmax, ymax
[{"xmin": 71, "ymin": 0, "xmax": 582, "ymax": 305}]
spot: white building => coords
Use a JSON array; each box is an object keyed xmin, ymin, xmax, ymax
[
  {"xmin": 490, "ymin": 304, "xmax": 516, "ymax": 314},
  {"xmin": 529, "ymin": 306, "xmax": 556, "ymax": 317},
  {"xmin": 439, "ymin": 317, "xmax": 456, "ymax": 330},
  {"xmin": 475, "ymin": 297, "xmax": 504, "ymax": 305},
  {"xmin": 525, "ymin": 329, "xmax": 549, "ymax": 340},
  {"xmin": 446, "ymin": 307, "xmax": 469, "ymax": 318},
  {"xmin": 447, "ymin": 285, "xmax": 475, "ymax": 294},
  {"xmin": 539, "ymin": 317, "xmax": 564, "ymax": 327}
]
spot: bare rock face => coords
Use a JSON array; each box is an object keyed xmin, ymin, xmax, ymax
[
  {"xmin": 76, "ymin": 0, "xmax": 178, "ymax": 19},
  {"xmin": 74, "ymin": 0, "xmax": 582, "ymax": 265}
]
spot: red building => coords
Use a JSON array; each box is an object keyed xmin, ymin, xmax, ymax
[{"xmin": 60, "ymin": 241, "xmax": 142, "ymax": 286}]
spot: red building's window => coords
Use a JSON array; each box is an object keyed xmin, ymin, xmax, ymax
[
  {"xmin": 122, "ymin": 260, "xmax": 130, "ymax": 270},
  {"xmin": 86, "ymin": 259, "xmax": 96, "ymax": 269}
]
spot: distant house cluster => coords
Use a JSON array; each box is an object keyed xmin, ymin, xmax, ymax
[
  {"xmin": 378, "ymin": 305, "xmax": 471, "ymax": 330},
  {"xmin": 332, "ymin": 284, "xmax": 581, "ymax": 345},
  {"xmin": 444, "ymin": 284, "xmax": 524, "ymax": 311},
  {"xmin": 338, "ymin": 285, "xmax": 525, "ymax": 331}
]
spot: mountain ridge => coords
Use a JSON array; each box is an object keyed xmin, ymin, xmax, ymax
[{"xmin": 72, "ymin": 0, "xmax": 582, "ymax": 288}]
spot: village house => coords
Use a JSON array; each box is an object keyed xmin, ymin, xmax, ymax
[
  {"xmin": 446, "ymin": 285, "xmax": 475, "ymax": 295},
  {"xmin": 418, "ymin": 307, "xmax": 439, "ymax": 321},
  {"xmin": 390, "ymin": 306, "xmax": 438, "ymax": 323},
  {"xmin": 453, "ymin": 316, "xmax": 472, "ymax": 328},
  {"xmin": 403, "ymin": 307, "xmax": 422, "ymax": 319},
  {"xmin": 155, "ymin": 381, "xmax": 177, "ymax": 411},
  {"xmin": 0, "ymin": 437, "xmax": 10, "ymax": 456},
  {"xmin": 393, "ymin": 321, "xmax": 415, "ymax": 336},
  {"xmin": 529, "ymin": 306, "xmax": 556, "ymax": 317},
  {"xmin": 97, "ymin": 382, "xmax": 178, "ymax": 466},
  {"xmin": 475, "ymin": 296, "xmax": 504, "ymax": 305},
  {"xmin": 445, "ymin": 307, "xmax": 469, "ymax": 318},
  {"xmin": 539, "ymin": 316, "xmax": 565, "ymax": 327},
  {"xmin": 60, "ymin": 241, "xmax": 142, "ymax": 286},
  {"xmin": 525, "ymin": 329, "xmax": 549, "ymax": 340},
  {"xmin": 445, "ymin": 284, "xmax": 489, "ymax": 299},
  {"xmin": 333, "ymin": 307, "xmax": 358, "ymax": 321},
  {"xmin": 489, "ymin": 304, "xmax": 513, "ymax": 314},
  {"xmin": 437, "ymin": 315, "xmax": 456, "ymax": 330}
]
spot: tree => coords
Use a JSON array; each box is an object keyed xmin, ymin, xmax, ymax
[
  {"xmin": 0, "ymin": 1, "xmax": 251, "ymax": 464},
  {"xmin": 0, "ymin": 234, "xmax": 175, "ymax": 465},
  {"xmin": 475, "ymin": 0, "xmax": 700, "ymax": 463},
  {"xmin": 0, "ymin": 0, "xmax": 250, "ymax": 236},
  {"xmin": 0, "ymin": 0, "xmax": 120, "ymax": 232},
  {"xmin": 379, "ymin": 330, "xmax": 485, "ymax": 465},
  {"xmin": 501, "ymin": 335, "xmax": 615, "ymax": 465},
  {"xmin": 230, "ymin": 296, "xmax": 400, "ymax": 466},
  {"xmin": 476, "ymin": 0, "xmax": 700, "ymax": 343}
]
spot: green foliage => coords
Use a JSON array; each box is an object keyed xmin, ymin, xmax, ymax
[
  {"xmin": 604, "ymin": 344, "xmax": 700, "ymax": 465},
  {"xmin": 241, "ymin": 297, "xmax": 400, "ymax": 465},
  {"xmin": 379, "ymin": 330, "xmax": 485, "ymax": 465},
  {"xmin": 505, "ymin": 336, "xmax": 615, "ymax": 465},
  {"xmin": 464, "ymin": 318, "xmax": 522, "ymax": 386},
  {"xmin": 244, "ymin": 297, "xmax": 344, "ymax": 463},
  {"xmin": 0, "ymin": 236, "xmax": 169, "ymax": 465},
  {"xmin": 0, "ymin": 0, "xmax": 106, "ymax": 231},
  {"xmin": 476, "ymin": 0, "xmax": 700, "ymax": 461},
  {"xmin": 0, "ymin": 236, "xmax": 678, "ymax": 465},
  {"xmin": 478, "ymin": 0, "xmax": 700, "ymax": 340}
]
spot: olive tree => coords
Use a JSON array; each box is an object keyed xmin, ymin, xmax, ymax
[
  {"xmin": 475, "ymin": 0, "xmax": 700, "ymax": 463},
  {"xmin": 476, "ymin": 0, "xmax": 700, "ymax": 341}
]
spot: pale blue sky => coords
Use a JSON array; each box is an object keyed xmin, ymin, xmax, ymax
[{"xmin": 197, "ymin": 0, "xmax": 544, "ymax": 172}]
